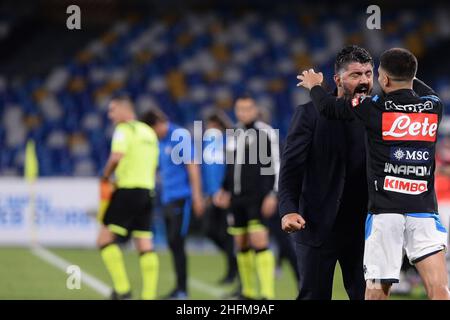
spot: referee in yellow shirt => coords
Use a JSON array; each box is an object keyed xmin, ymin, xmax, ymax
[{"xmin": 97, "ymin": 95, "xmax": 159, "ymax": 300}]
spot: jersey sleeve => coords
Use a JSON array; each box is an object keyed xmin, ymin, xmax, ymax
[
  {"xmin": 414, "ymin": 78, "xmax": 443, "ymax": 118},
  {"xmin": 310, "ymin": 85, "xmax": 372, "ymax": 125},
  {"xmin": 413, "ymin": 77, "xmax": 438, "ymax": 97},
  {"xmin": 111, "ymin": 124, "xmax": 129, "ymax": 154},
  {"xmin": 413, "ymin": 78, "xmax": 444, "ymax": 122}
]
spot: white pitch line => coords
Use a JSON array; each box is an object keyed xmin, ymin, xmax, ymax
[
  {"xmin": 190, "ymin": 277, "xmax": 227, "ymax": 298},
  {"xmin": 31, "ymin": 245, "xmax": 110, "ymax": 297},
  {"xmin": 31, "ymin": 245, "xmax": 228, "ymax": 299}
]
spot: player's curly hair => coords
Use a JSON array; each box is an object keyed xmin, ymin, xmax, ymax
[{"xmin": 335, "ymin": 45, "xmax": 373, "ymax": 74}]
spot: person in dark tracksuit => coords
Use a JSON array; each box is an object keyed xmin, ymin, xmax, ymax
[
  {"xmin": 214, "ymin": 94, "xmax": 280, "ymax": 299},
  {"xmin": 279, "ymin": 45, "xmax": 371, "ymax": 300},
  {"xmin": 142, "ymin": 108, "xmax": 205, "ymax": 299}
]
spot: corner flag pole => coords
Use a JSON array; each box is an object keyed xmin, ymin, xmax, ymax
[{"xmin": 24, "ymin": 139, "xmax": 39, "ymax": 247}]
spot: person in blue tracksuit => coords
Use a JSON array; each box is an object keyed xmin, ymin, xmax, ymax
[
  {"xmin": 142, "ymin": 108, "xmax": 205, "ymax": 299},
  {"xmin": 201, "ymin": 110, "xmax": 237, "ymax": 284}
]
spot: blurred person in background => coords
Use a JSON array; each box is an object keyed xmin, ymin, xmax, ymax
[
  {"xmin": 214, "ymin": 94, "xmax": 279, "ymax": 300},
  {"xmin": 279, "ymin": 45, "xmax": 371, "ymax": 300},
  {"xmin": 259, "ymin": 106, "xmax": 300, "ymax": 287},
  {"xmin": 201, "ymin": 109, "xmax": 237, "ymax": 284},
  {"xmin": 267, "ymin": 177, "xmax": 300, "ymax": 286},
  {"xmin": 97, "ymin": 95, "xmax": 159, "ymax": 300},
  {"xmin": 435, "ymin": 135, "xmax": 450, "ymax": 283},
  {"xmin": 142, "ymin": 108, "xmax": 205, "ymax": 299}
]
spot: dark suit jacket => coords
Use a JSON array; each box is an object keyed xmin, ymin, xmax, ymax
[{"xmin": 278, "ymin": 102, "xmax": 368, "ymax": 247}]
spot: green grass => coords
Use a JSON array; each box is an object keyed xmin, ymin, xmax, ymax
[
  {"xmin": 0, "ymin": 247, "xmax": 98, "ymax": 299},
  {"xmin": 0, "ymin": 247, "xmax": 426, "ymax": 300}
]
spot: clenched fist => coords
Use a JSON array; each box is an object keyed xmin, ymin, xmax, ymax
[{"xmin": 281, "ymin": 213, "xmax": 306, "ymax": 233}]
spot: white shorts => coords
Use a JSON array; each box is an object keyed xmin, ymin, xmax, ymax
[{"xmin": 364, "ymin": 213, "xmax": 448, "ymax": 283}]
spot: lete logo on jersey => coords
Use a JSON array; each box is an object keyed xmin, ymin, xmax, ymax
[{"xmin": 382, "ymin": 113, "xmax": 438, "ymax": 142}]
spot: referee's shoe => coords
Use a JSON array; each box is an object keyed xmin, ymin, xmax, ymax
[
  {"xmin": 110, "ymin": 290, "xmax": 132, "ymax": 300},
  {"xmin": 162, "ymin": 289, "xmax": 188, "ymax": 300}
]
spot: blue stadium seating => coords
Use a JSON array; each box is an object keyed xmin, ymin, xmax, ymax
[{"xmin": 1, "ymin": 7, "xmax": 450, "ymax": 176}]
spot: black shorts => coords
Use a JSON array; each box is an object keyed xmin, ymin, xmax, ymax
[
  {"xmin": 202, "ymin": 201, "xmax": 230, "ymax": 237},
  {"xmin": 229, "ymin": 196, "xmax": 267, "ymax": 236},
  {"xmin": 103, "ymin": 188, "xmax": 153, "ymax": 238}
]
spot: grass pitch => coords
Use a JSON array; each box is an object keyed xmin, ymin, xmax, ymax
[{"xmin": 0, "ymin": 247, "xmax": 425, "ymax": 300}]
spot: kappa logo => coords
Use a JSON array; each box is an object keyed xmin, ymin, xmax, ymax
[
  {"xmin": 385, "ymin": 100, "xmax": 434, "ymax": 113},
  {"xmin": 382, "ymin": 112, "xmax": 438, "ymax": 142},
  {"xmin": 383, "ymin": 175, "xmax": 428, "ymax": 195},
  {"xmin": 390, "ymin": 147, "xmax": 432, "ymax": 164}
]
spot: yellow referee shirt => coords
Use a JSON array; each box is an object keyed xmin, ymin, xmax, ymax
[{"xmin": 111, "ymin": 120, "xmax": 159, "ymax": 190}]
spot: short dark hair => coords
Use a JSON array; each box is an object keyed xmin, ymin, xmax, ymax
[
  {"xmin": 379, "ymin": 48, "xmax": 417, "ymax": 81},
  {"xmin": 335, "ymin": 45, "xmax": 374, "ymax": 73},
  {"xmin": 205, "ymin": 109, "xmax": 233, "ymax": 130},
  {"xmin": 110, "ymin": 93, "xmax": 135, "ymax": 110},
  {"xmin": 140, "ymin": 107, "xmax": 168, "ymax": 127}
]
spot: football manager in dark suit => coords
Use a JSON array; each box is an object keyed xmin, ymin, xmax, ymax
[{"xmin": 278, "ymin": 45, "xmax": 372, "ymax": 300}]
